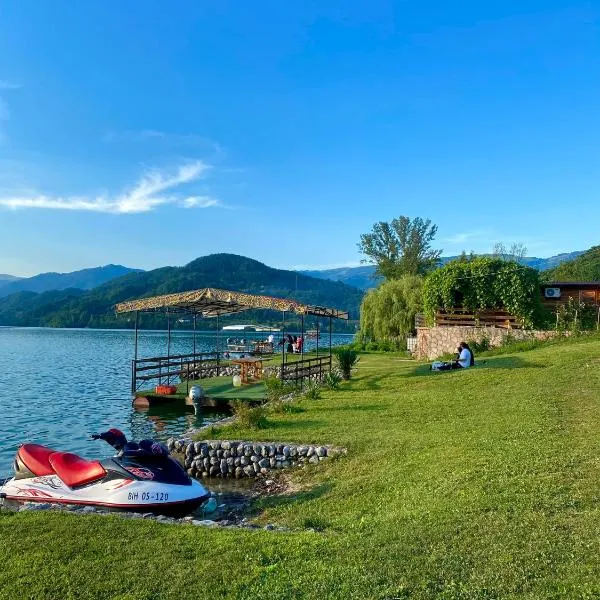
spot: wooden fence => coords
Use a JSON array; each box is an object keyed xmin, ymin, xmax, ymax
[
  {"xmin": 280, "ymin": 355, "xmax": 332, "ymax": 386},
  {"xmin": 416, "ymin": 310, "xmax": 523, "ymax": 330}
]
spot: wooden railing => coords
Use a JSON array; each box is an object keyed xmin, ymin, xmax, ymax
[
  {"xmin": 433, "ymin": 309, "xmax": 523, "ymax": 329},
  {"xmin": 131, "ymin": 351, "xmax": 220, "ymax": 394},
  {"xmin": 280, "ymin": 355, "xmax": 332, "ymax": 385}
]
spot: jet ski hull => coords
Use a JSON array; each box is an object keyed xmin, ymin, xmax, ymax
[{"xmin": 0, "ymin": 475, "xmax": 209, "ymax": 516}]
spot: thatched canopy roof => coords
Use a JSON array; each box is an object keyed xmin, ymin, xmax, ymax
[{"xmin": 115, "ymin": 287, "xmax": 349, "ymax": 319}]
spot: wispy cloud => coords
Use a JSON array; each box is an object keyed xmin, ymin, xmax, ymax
[
  {"xmin": 444, "ymin": 230, "xmax": 490, "ymax": 244},
  {"xmin": 103, "ymin": 129, "xmax": 224, "ymax": 155},
  {"xmin": 0, "ymin": 81, "xmax": 21, "ymax": 90},
  {"xmin": 0, "ymin": 161, "xmax": 222, "ymax": 214}
]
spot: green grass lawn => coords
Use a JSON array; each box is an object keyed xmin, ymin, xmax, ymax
[{"xmin": 3, "ymin": 339, "xmax": 600, "ymax": 599}]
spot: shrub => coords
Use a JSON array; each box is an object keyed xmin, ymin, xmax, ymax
[
  {"xmin": 231, "ymin": 401, "xmax": 268, "ymax": 429},
  {"xmin": 269, "ymin": 399, "xmax": 305, "ymax": 414},
  {"xmin": 323, "ymin": 369, "xmax": 342, "ymax": 390},
  {"xmin": 302, "ymin": 378, "xmax": 322, "ymax": 400},
  {"xmin": 468, "ymin": 336, "xmax": 490, "ymax": 354},
  {"xmin": 264, "ymin": 376, "xmax": 294, "ymax": 402},
  {"xmin": 334, "ymin": 347, "xmax": 359, "ymax": 380}
]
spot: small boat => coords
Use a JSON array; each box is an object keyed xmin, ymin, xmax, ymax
[
  {"xmin": 222, "ymin": 324, "xmax": 280, "ymax": 332},
  {"xmin": 0, "ymin": 429, "xmax": 210, "ymax": 516},
  {"xmin": 306, "ymin": 329, "xmax": 320, "ymax": 339}
]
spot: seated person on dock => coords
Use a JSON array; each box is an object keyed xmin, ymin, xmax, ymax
[{"xmin": 431, "ymin": 342, "xmax": 474, "ymax": 371}]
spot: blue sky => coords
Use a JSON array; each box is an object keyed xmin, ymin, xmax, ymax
[{"xmin": 0, "ymin": 1, "xmax": 598, "ymax": 276}]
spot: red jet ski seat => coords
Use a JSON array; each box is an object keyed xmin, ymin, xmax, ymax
[
  {"xmin": 48, "ymin": 452, "xmax": 107, "ymax": 488},
  {"xmin": 18, "ymin": 444, "xmax": 57, "ymax": 476}
]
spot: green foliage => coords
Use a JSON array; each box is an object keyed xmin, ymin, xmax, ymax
[
  {"xmin": 359, "ymin": 275, "xmax": 423, "ymax": 344},
  {"xmin": 334, "ymin": 347, "xmax": 359, "ymax": 379},
  {"xmin": 555, "ymin": 298, "xmax": 598, "ymax": 332},
  {"xmin": 358, "ymin": 216, "xmax": 441, "ymax": 279},
  {"xmin": 302, "ymin": 378, "xmax": 322, "ymax": 400},
  {"xmin": 264, "ymin": 376, "xmax": 294, "ymax": 402},
  {"xmin": 231, "ymin": 400, "xmax": 268, "ymax": 429},
  {"xmin": 423, "ymin": 256, "xmax": 543, "ymax": 328},
  {"xmin": 323, "ymin": 369, "xmax": 342, "ymax": 390},
  {"xmin": 467, "ymin": 336, "xmax": 491, "ymax": 354},
  {"xmin": 544, "ymin": 245, "xmax": 600, "ymax": 281}
]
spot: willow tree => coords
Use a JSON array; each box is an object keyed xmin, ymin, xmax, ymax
[{"xmin": 359, "ymin": 275, "xmax": 423, "ymax": 343}]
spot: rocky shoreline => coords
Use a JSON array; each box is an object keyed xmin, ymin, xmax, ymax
[{"xmin": 0, "ymin": 473, "xmax": 316, "ymax": 532}]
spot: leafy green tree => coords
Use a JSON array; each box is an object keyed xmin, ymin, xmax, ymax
[
  {"xmin": 358, "ymin": 216, "xmax": 441, "ymax": 279},
  {"xmin": 492, "ymin": 242, "xmax": 528, "ymax": 264},
  {"xmin": 359, "ymin": 275, "xmax": 423, "ymax": 343}
]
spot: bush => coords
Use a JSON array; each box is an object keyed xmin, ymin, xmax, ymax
[
  {"xmin": 269, "ymin": 399, "xmax": 305, "ymax": 415},
  {"xmin": 334, "ymin": 347, "xmax": 359, "ymax": 380},
  {"xmin": 302, "ymin": 378, "xmax": 322, "ymax": 400},
  {"xmin": 468, "ymin": 336, "xmax": 490, "ymax": 354},
  {"xmin": 264, "ymin": 377, "xmax": 294, "ymax": 402},
  {"xmin": 323, "ymin": 369, "xmax": 342, "ymax": 390},
  {"xmin": 231, "ymin": 401, "xmax": 268, "ymax": 429}
]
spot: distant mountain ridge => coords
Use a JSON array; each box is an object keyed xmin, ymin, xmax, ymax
[
  {"xmin": 0, "ymin": 254, "xmax": 362, "ymax": 329},
  {"xmin": 543, "ymin": 246, "xmax": 600, "ymax": 282},
  {"xmin": 0, "ymin": 264, "xmax": 142, "ymax": 298},
  {"xmin": 0, "ymin": 274, "xmax": 23, "ymax": 285},
  {"xmin": 302, "ymin": 251, "xmax": 585, "ymax": 289}
]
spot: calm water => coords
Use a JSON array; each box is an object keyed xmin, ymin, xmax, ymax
[{"xmin": 0, "ymin": 327, "xmax": 353, "ymax": 475}]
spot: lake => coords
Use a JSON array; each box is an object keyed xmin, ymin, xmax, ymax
[{"xmin": 0, "ymin": 327, "xmax": 353, "ymax": 475}]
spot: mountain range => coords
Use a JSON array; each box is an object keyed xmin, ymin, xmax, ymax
[
  {"xmin": 302, "ymin": 251, "xmax": 585, "ymax": 289},
  {"xmin": 0, "ymin": 254, "xmax": 363, "ymax": 329},
  {"xmin": 0, "ymin": 264, "xmax": 141, "ymax": 298}
]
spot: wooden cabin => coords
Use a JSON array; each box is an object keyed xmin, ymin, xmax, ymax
[{"xmin": 541, "ymin": 282, "xmax": 600, "ymax": 307}]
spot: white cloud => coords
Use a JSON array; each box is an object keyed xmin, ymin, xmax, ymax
[
  {"xmin": 0, "ymin": 161, "xmax": 222, "ymax": 214},
  {"xmin": 182, "ymin": 196, "xmax": 220, "ymax": 208},
  {"xmin": 0, "ymin": 81, "xmax": 21, "ymax": 90},
  {"xmin": 444, "ymin": 230, "xmax": 489, "ymax": 244}
]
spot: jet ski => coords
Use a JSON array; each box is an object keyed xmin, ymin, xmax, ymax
[{"xmin": 0, "ymin": 429, "xmax": 210, "ymax": 516}]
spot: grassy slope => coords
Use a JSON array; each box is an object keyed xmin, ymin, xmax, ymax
[{"xmin": 3, "ymin": 341, "xmax": 600, "ymax": 599}]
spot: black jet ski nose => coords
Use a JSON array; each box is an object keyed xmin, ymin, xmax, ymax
[{"xmin": 92, "ymin": 429, "xmax": 128, "ymax": 450}]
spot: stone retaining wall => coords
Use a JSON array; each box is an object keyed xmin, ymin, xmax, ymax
[
  {"xmin": 168, "ymin": 438, "xmax": 345, "ymax": 479},
  {"xmin": 415, "ymin": 326, "xmax": 560, "ymax": 360}
]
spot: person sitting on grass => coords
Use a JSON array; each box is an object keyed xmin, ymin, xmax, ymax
[{"xmin": 434, "ymin": 342, "xmax": 475, "ymax": 371}]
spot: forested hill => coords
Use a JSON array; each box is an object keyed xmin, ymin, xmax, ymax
[
  {"xmin": 544, "ymin": 246, "xmax": 600, "ymax": 282},
  {"xmin": 0, "ymin": 254, "xmax": 363, "ymax": 329}
]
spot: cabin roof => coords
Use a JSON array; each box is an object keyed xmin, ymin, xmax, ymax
[
  {"xmin": 114, "ymin": 287, "xmax": 349, "ymax": 320},
  {"xmin": 542, "ymin": 281, "xmax": 600, "ymax": 288}
]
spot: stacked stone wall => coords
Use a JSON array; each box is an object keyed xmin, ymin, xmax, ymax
[
  {"xmin": 168, "ymin": 438, "xmax": 345, "ymax": 479},
  {"xmin": 414, "ymin": 326, "xmax": 559, "ymax": 360}
]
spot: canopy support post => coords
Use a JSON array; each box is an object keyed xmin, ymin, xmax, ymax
[
  {"xmin": 281, "ymin": 311, "xmax": 286, "ymax": 381},
  {"xmin": 216, "ymin": 313, "xmax": 220, "ymax": 376},
  {"xmin": 329, "ymin": 316, "xmax": 333, "ymax": 373},
  {"xmin": 166, "ymin": 309, "xmax": 171, "ymax": 385},
  {"xmin": 300, "ymin": 313, "xmax": 305, "ymax": 389}
]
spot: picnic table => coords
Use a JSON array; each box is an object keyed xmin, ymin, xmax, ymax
[{"xmin": 231, "ymin": 357, "xmax": 264, "ymax": 384}]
